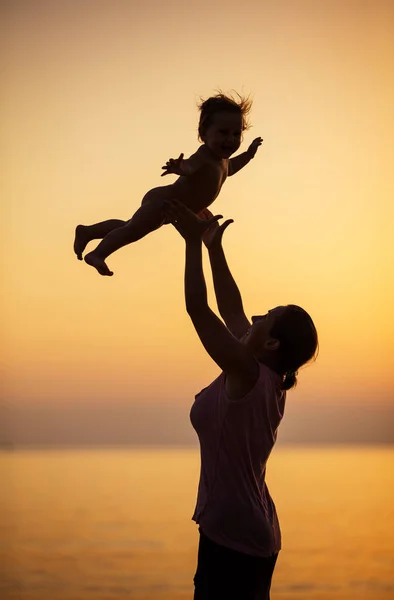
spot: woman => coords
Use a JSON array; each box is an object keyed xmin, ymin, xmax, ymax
[{"xmin": 163, "ymin": 201, "xmax": 318, "ymax": 600}]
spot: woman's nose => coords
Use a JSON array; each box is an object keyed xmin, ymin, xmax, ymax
[{"xmin": 252, "ymin": 315, "xmax": 264, "ymax": 323}]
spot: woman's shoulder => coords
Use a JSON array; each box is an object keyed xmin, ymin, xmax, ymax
[{"xmin": 224, "ymin": 361, "xmax": 283, "ymax": 402}]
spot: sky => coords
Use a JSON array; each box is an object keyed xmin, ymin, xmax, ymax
[{"xmin": 1, "ymin": 0, "xmax": 393, "ymax": 445}]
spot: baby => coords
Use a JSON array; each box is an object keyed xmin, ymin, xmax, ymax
[{"xmin": 74, "ymin": 92, "xmax": 263, "ymax": 275}]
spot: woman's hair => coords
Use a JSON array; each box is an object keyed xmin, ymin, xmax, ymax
[
  {"xmin": 197, "ymin": 91, "xmax": 252, "ymax": 141},
  {"xmin": 270, "ymin": 305, "xmax": 319, "ymax": 391}
]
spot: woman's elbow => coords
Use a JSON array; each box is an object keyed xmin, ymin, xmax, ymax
[{"xmin": 185, "ymin": 297, "xmax": 209, "ymax": 316}]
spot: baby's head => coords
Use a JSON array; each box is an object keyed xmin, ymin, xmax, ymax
[{"xmin": 197, "ymin": 91, "xmax": 252, "ymax": 158}]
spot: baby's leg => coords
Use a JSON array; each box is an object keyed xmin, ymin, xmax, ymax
[
  {"xmin": 74, "ymin": 220, "xmax": 126, "ymax": 260},
  {"xmin": 84, "ymin": 190, "xmax": 168, "ymax": 276}
]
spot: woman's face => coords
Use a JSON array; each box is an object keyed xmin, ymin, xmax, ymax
[{"xmin": 243, "ymin": 306, "xmax": 287, "ymax": 357}]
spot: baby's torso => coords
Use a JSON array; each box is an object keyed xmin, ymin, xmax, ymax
[{"xmin": 171, "ymin": 158, "xmax": 228, "ymax": 213}]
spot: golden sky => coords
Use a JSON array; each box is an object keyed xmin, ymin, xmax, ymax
[{"xmin": 2, "ymin": 0, "xmax": 393, "ymax": 417}]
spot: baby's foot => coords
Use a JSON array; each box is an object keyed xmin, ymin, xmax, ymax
[
  {"xmin": 84, "ymin": 252, "xmax": 113, "ymax": 276},
  {"xmin": 73, "ymin": 225, "xmax": 90, "ymax": 260}
]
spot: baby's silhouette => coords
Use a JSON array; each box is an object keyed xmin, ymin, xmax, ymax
[{"xmin": 74, "ymin": 92, "xmax": 262, "ymax": 276}]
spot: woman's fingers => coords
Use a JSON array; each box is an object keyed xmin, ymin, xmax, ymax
[
  {"xmin": 165, "ymin": 199, "xmax": 189, "ymax": 220},
  {"xmin": 163, "ymin": 200, "xmax": 224, "ymax": 235},
  {"xmin": 207, "ymin": 215, "xmax": 223, "ymax": 226},
  {"xmin": 169, "ymin": 198, "xmax": 185, "ymax": 208},
  {"xmin": 170, "ymin": 200, "xmax": 220, "ymax": 220},
  {"xmin": 162, "ymin": 201, "xmax": 178, "ymax": 220},
  {"xmin": 219, "ymin": 219, "xmax": 234, "ymax": 231},
  {"xmin": 198, "ymin": 208, "xmax": 213, "ymax": 221},
  {"xmin": 209, "ymin": 219, "xmax": 233, "ymax": 242}
]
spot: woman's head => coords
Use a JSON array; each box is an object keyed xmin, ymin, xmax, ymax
[
  {"xmin": 243, "ymin": 305, "xmax": 318, "ymax": 390},
  {"xmin": 197, "ymin": 91, "xmax": 252, "ymax": 158}
]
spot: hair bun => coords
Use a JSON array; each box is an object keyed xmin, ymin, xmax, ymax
[{"xmin": 282, "ymin": 370, "xmax": 298, "ymax": 390}]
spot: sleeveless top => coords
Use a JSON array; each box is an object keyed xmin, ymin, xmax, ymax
[{"xmin": 190, "ymin": 362, "xmax": 286, "ymax": 557}]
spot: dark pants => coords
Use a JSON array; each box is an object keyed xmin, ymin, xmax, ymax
[{"xmin": 193, "ymin": 528, "xmax": 278, "ymax": 600}]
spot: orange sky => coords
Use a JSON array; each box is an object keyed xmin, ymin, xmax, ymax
[{"xmin": 1, "ymin": 0, "xmax": 393, "ymax": 418}]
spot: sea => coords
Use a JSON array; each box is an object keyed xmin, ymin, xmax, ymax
[{"xmin": 1, "ymin": 446, "xmax": 393, "ymax": 600}]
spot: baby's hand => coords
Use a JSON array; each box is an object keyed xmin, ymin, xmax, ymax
[
  {"xmin": 161, "ymin": 153, "xmax": 185, "ymax": 176},
  {"xmin": 247, "ymin": 137, "xmax": 263, "ymax": 158}
]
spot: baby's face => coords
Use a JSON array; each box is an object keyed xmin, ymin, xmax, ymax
[{"xmin": 203, "ymin": 111, "xmax": 243, "ymax": 158}]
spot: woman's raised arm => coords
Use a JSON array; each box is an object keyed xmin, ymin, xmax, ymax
[
  {"xmin": 163, "ymin": 201, "xmax": 257, "ymax": 380},
  {"xmin": 200, "ymin": 209, "xmax": 251, "ymax": 339}
]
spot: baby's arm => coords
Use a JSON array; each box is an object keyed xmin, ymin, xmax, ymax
[
  {"xmin": 228, "ymin": 137, "xmax": 263, "ymax": 176},
  {"xmin": 161, "ymin": 145, "xmax": 209, "ymax": 177}
]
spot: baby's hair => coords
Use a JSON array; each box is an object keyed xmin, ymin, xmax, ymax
[{"xmin": 197, "ymin": 90, "xmax": 253, "ymax": 141}]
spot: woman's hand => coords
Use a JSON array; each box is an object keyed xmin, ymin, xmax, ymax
[
  {"xmin": 199, "ymin": 208, "xmax": 234, "ymax": 250},
  {"xmin": 163, "ymin": 200, "xmax": 222, "ymax": 241}
]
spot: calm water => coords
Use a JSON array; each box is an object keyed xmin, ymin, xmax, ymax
[{"xmin": 1, "ymin": 446, "xmax": 393, "ymax": 600}]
